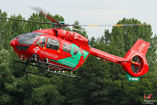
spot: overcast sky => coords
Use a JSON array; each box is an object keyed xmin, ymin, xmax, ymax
[{"xmin": 0, "ymin": 0, "xmax": 157, "ymax": 38}]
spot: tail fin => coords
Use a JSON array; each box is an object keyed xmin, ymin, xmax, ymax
[{"xmin": 122, "ymin": 39, "xmax": 150, "ymax": 77}]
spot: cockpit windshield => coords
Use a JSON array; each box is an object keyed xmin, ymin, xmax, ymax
[{"xmin": 17, "ymin": 33, "xmax": 43, "ymax": 45}]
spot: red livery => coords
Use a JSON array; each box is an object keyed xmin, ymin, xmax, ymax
[{"xmin": 8, "ymin": 8, "xmax": 150, "ymax": 78}]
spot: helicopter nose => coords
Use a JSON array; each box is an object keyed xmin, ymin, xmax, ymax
[{"xmin": 10, "ymin": 39, "xmax": 16, "ymax": 47}]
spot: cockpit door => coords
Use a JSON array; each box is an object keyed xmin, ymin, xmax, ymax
[{"xmin": 33, "ymin": 36, "xmax": 46, "ymax": 60}]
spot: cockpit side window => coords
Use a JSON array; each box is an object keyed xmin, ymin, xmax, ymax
[
  {"xmin": 17, "ymin": 33, "xmax": 43, "ymax": 45},
  {"xmin": 46, "ymin": 38, "xmax": 59, "ymax": 50},
  {"xmin": 63, "ymin": 44, "xmax": 71, "ymax": 53},
  {"xmin": 35, "ymin": 37, "xmax": 46, "ymax": 47}
]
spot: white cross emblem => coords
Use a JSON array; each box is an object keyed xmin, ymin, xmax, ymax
[{"xmin": 33, "ymin": 47, "xmax": 40, "ymax": 53}]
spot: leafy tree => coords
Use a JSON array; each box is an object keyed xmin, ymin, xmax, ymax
[
  {"xmin": 0, "ymin": 48, "xmax": 16, "ymax": 105},
  {"xmin": 102, "ymin": 18, "xmax": 156, "ymax": 105},
  {"xmin": 0, "ymin": 9, "xmax": 156, "ymax": 105},
  {"xmin": 62, "ymin": 43, "xmax": 125, "ymax": 105},
  {"xmin": 73, "ymin": 21, "xmax": 88, "ymax": 38},
  {"xmin": 107, "ymin": 18, "xmax": 152, "ymax": 52}
]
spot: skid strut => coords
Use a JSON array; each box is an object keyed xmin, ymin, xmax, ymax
[{"xmin": 16, "ymin": 54, "xmax": 80, "ymax": 78}]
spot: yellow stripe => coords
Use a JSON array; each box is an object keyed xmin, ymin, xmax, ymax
[
  {"xmin": 89, "ymin": 25, "xmax": 99, "ymax": 27},
  {"xmin": 137, "ymin": 24, "xmax": 144, "ymax": 26},
  {"xmin": 114, "ymin": 24, "xmax": 123, "ymax": 27}
]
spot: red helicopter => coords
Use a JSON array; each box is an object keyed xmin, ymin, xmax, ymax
[
  {"xmin": 144, "ymin": 94, "xmax": 155, "ymax": 99},
  {"xmin": 3, "ymin": 9, "xmax": 150, "ymax": 78}
]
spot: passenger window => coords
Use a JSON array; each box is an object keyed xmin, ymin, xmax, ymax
[
  {"xmin": 63, "ymin": 44, "xmax": 71, "ymax": 53},
  {"xmin": 46, "ymin": 38, "xmax": 59, "ymax": 50},
  {"xmin": 73, "ymin": 47, "xmax": 79, "ymax": 55},
  {"xmin": 35, "ymin": 37, "xmax": 46, "ymax": 47}
]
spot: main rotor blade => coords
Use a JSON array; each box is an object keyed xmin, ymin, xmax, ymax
[
  {"xmin": 31, "ymin": 7, "xmax": 63, "ymax": 26},
  {"xmin": 0, "ymin": 17, "xmax": 145, "ymax": 27},
  {"xmin": 114, "ymin": 24, "xmax": 144, "ymax": 27},
  {"xmin": 0, "ymin": 17, "xmax": 52, "ymax": 24},
  {"xmin": 69, "ymin": 24, "xmax": 144, "ymax": 27}
]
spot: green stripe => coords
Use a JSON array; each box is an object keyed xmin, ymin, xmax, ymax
[
  {"xmin": 82, "ymin": 50, "xmax": 89, "ymax": 60},
  {"xmin": 50, "ymin": 44, "xmax": 89, "ymax": 68}
]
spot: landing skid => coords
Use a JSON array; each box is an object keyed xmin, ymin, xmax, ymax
[{"xmin": 15, "ymin": 55, "xmax": 80, "ymax": 78}]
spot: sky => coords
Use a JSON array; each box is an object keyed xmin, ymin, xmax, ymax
[{"xmin": 0, "ymin": 0, "xmax": 157, "ymax": 39}]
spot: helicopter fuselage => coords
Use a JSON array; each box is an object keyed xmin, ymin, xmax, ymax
[
  {"xmin": 10, "ymin": 28, "xmax": 150, "ymax": 77},
  {"xmin": 10, "ymin": 28, "xmax": 90, "ymax": 71}
]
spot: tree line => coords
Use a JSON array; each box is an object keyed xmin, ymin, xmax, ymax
[{"xmin": 0, "ymin": 9, "xmax": 157, "ymax": 105}]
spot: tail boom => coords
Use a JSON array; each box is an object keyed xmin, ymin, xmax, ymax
[
  {"xmin": 90, "ymin": 39, "xmax": 150, "ymax": 77},
  {"xmin": 90, "ymin": 47, "xmax": 127, "ymax": 64}
]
